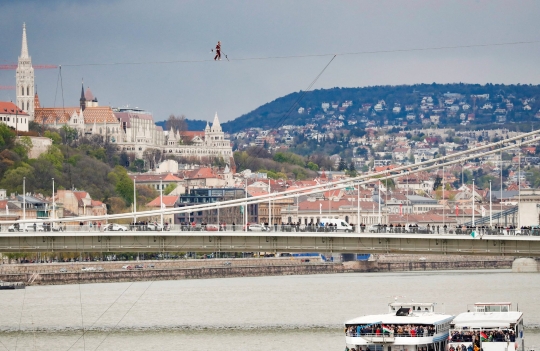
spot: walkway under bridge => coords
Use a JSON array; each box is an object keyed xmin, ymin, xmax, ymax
[{"xmin": 1, "ymin": 231, "xmax": 540, "ymax": 257}]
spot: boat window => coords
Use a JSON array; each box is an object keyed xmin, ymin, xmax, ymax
[{"xmin": 501, "ymin": 306, "xmax": 509, "ymax": 312}]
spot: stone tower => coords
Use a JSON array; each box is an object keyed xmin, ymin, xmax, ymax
[{"xmin": 16, "ymin": 23, "xmax": 35, "ymax": 120}]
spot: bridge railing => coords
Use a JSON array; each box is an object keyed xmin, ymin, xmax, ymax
[{"xmin": 2, "ymin": 222, "xmax": 540, "ymax": 236}]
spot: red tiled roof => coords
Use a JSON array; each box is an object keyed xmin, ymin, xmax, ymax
[
  {"xmin": 163, "ymin": 173, "xmax": 182, "ymax": 181},
  {"xmin": 185, "ymin": 167, "xmax": 217, "ymax": 179},
  {"xmin": 34, "ymin": 106, "xmax": 117, "ymax": 125},
  {"xmin": 82, "ymin": 107, "xmax": 118, "ymax": 123},
  {"xmin": 0, "ymin": 101, "xmax": 28, "ymax": 116},
  {"xmin": 35, "ymin": 107, "xmax": 78, "ymax": 124},
  {"xmin": 181, "ymin": 131, "xmax": 205, "ymax": 138},
  {"xmin": 91, "ymin": 200, "xmax": 104, "ymax": 207},
  {"xmin": 146, "ymin": 195, "xmax": 179, "ymax": 207}
]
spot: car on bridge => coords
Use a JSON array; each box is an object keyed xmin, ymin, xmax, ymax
[
  {"xmin": 104, "ymin": 223, "xmax": 128, "ymax": 231},
  {"xmin": 147, "ymin": 222, "xmax": 164, "ymax": 231},
  {"xmin": 244, "ymin": 223, "xmax": 269, "ymax": 232}
]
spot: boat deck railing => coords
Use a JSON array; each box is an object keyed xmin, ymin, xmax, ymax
[{"xmin": 346, "ymin": 332, "xmax": 435, "ymax": 338}]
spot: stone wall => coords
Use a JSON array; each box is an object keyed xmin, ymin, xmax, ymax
[{"xmin": 0, "ymin": 257, "xmax": 514, "ymax": 286}]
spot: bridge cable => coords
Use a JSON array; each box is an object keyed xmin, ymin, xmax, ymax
[
  {"xmin": 58, "ymin": 40, "xmax": 540, "ymax": 67},
  {"xmin": 77, "ymin": 282, "xmax": 86, "ymax": 351},
  {"xmin": 14, "ymin": 286, "xmax": 27, "ymax": 351},
  {"xmin": 243, "ymin": 54, "xmax": 336, "ymax": 170},
  {"xmin": 92, "ymin": 280, "xmax": 154, "ymax": 351},
  {"xmin": 65, "ymin": 281, "xmax": 135, "ymax": 351}
]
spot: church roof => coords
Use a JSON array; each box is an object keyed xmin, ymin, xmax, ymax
[
  {"xmin": 34, "ymin": 106, "xmax": 117, "ymax": 124},
  {"xmin": 34, "ymin": 107, "xmax": 78, "ymax": 124},
  {"xmin": 84, "ymin": 87, "xmax": 96, "ymax": 101},
  {"xmin": 82, "ymin": 107, "xmax": 117, "ymax": 123},
  {"xmin": 0, "ymin": 102, "xmax": 28, "ymax": 116}
]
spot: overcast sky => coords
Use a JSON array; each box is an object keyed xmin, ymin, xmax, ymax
[{"xmin": 1, "ymin": 0, "xmax": 539, "ymax": 124}]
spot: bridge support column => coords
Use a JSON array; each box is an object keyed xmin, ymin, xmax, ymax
[{"xmin": 512, "ymin": 258, "xmax": 539, "ymax": 272}]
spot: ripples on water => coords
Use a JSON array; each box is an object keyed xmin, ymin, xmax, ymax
[{"xmin": 0, "ymin": 269, "xmax": 539, "ymax": 350}]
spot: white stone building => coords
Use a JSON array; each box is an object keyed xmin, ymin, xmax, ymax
[
  {"xmin": 0, "ymin": 102, "xmax": 29, "ymax": 132},
  {"xmin": 15, "ymin": 24, "xmax": 233, "ymax": 164}
]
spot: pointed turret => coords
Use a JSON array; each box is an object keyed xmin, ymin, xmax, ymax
[
  {"xmin": 34, "ymin": 92, "xmax": 40, "ymax": 109},
  {"xmin": 80, "ymin": 80, "xmax": 86, "ymax": 111},
  {"xmin": 205, "ymin": 121, "xmax": 210, "ymax": 132},
  {"xmin": 211, "ymin": 112, "xmax": 222, "ymax": 132},
  {"xmin": 20, "ymin": 23, "xmax": 29, "ymax": 59},
  {"xmin": 168, "ymin": 127, "xmax": 177, "ymax": 145}
]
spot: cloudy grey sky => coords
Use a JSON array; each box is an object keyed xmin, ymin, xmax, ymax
[{"xmin": 1, "ymin": 0, "xmax": 539, "ymax": 124}]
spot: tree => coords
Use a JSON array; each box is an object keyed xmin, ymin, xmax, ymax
[
  {"xmin": 164, "ymin": 183, "xmax": 177, "ymax": 195},
  {"xmin": 306, "ymin": 161, "xmax": 319, "ymax": 171},
  {"xmin": 166, "ymin": 114, "xmax": 188, "ymax": 132},
  {"xmin": 14, "ymin": 136, "xmax": 32, "ymax": 159},
  {"xmin": 338, "ymin": 158, "xmax": 347, "ymax": 171},
  {"xmin": 0, "ymin": 163, "xmax": 34, "ymax": 194},
  {"xmin": 433, "ymin": 176, "xmax": 442, "ymax": 191},
  {"xmin": 40, "ymin": 145, "xmax": 64, "ymax": 170},
  {"xmin": 108, "ymin": 166, "xmax": 134, "ymax": 205},
  {"xmin": 0, "ymin": 124, "xmax": 15, "ymax": 150},
  {"xmin": 44, "ymin": 130, "xmax": 61, "ymax": 145}
]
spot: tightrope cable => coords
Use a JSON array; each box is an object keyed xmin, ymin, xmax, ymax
[{"xmin": 58, "ymin": 40, "xmax": 540, "ymax": 67}]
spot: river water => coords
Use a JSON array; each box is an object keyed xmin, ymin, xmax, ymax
[{"xmin": 0, "ymin": 269, "xmax": 539, "ymax": 351}]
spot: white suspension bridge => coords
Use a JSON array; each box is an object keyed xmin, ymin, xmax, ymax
[{"xmin": 2, "ymin": 128, "xmax": 540, "ymax": 256}]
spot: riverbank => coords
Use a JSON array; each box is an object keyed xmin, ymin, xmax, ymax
[{"xmin": 0, "ymin": 255, "xmax": 515, "ymax": 286}]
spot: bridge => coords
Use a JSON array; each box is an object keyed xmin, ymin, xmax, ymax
[{"xmin": 1, "ymin": 231, "xmax": 540, "ymax": 257}]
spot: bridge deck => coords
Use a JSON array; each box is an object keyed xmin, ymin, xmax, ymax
[{"xmin": 1, "ymin": 231, "xmax": 540, "ymax": 256}]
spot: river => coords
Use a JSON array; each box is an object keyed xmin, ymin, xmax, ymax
[{"xmin": 0, "ymin": 269, "xmax": 538, "ymax": 350}]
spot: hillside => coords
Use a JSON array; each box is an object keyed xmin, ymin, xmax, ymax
[
  {"xmin": 155, "ymin": 118, "xmax": 207, "ymax": 132},
  {"xmin": 222, "ymin": 83, "xmax": 540, "ymax": 133}
]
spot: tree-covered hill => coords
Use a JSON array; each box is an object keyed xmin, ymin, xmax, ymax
[
  {"xmin": 222, "ymin": 83, "xmax": 540, "ymax": 133},
  {"xmin": 0, "ymin": 125, "xmax": 158, "ymax": 215}
]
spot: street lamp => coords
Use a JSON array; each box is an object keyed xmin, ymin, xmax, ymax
[
  {"xmin": 356, "ymin": 182, "xmax": 360, "ymax": 234},
  {"xmin": 52, "ymin": 178, "xmax": 55, "ymax": 222},
  {"xmin": 489, "ymin": 180, "xmax": 493, "ymax": 228},
  {"xmin": 133, "ymin": 176, "xmax": 137, "ymax": 223},
  {"xmin": 472, "ymin": 178, "xmax": 475, "ymax": 227},
  {"xmin": 23, "ymin": 177, "xmax": 26, "ymax": 221},
  {"xmin": 160, "ymin": 177, "xmax": 163, "ymax": 230}
]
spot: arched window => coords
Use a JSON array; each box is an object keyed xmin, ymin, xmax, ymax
[
  {"xmin": 27, "ymin": 86, "xmax": 29, "ymax": 96},
  {"xmin": 27, "ymin": 101, "xmax": 29, "ymax": 110},
  {"xmin": 21, "ymin": 87, "xmax": 24, "ymax": 96}
]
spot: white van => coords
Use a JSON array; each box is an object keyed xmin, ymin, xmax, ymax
[
  {"xmin": 22, "ymin": 221, "xmax": 45, "ymax": 232},
  {"xmin": 319, "ymin": 218, "xmax": 353, "ymax": 232}
]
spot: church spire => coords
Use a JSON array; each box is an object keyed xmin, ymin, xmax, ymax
[
  {"xmin": 20, "ymin": 23, "xmax": 29, "ymax": 59},
  {"xmin": 80, "ymin": 79, "xmax": 86, "ymax": 111}
]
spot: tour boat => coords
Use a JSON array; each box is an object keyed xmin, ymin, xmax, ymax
[
  {"xmin": 448, "ymin": 302, "xmax": 524, "ymax": 351},
  {"xmin": 345, "ymin": 302, "xmax": 454, "ymax": 351}
]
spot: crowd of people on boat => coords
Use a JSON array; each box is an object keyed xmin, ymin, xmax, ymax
[
  {"xmin": 450, "ymin": 329, "xmax": 515, "ymax": 344},
  {"xmin": 345, "ymin": 324, "xmax": 436, "ymax": 337}
]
